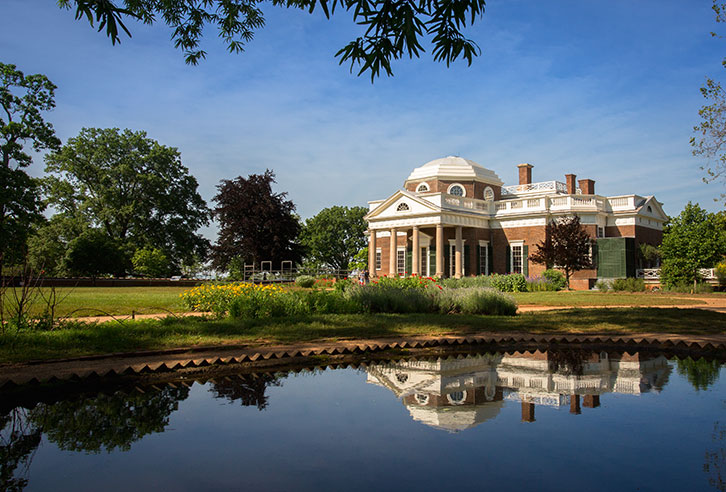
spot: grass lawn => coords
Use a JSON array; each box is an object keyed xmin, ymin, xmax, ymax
[
  {"xmin": 1, "ymin": 308, "xmax": 724, "ymax": 363},
  {"xmin": 510, "ymin": 291, "xmax": 706, "ymax": 306},
  {"xmin": 1, "ymin": 286, "xmax": 712, "ymax": 320},
  {"xmin": 1, "ymin": 286, "xmax": 189, "ymax": 318}
]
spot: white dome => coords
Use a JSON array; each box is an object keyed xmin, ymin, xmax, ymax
[{"xmin": 405, "ymin": 156, "xmax": 503, "ymax": 185}]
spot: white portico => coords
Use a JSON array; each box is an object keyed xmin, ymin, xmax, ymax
[{"xmin": 366, "ymin": 156, "xmax": 667, "ymax": 285}]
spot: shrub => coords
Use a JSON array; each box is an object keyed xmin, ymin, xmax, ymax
[
  {"xmin": 180, "ymin": 283, "xmax": 284, "ymax": 316},
  {"xmin": 595, "ymin": 280, "xmax": 610, "ymax": 292},
  {"xmin": 716, "ymin": 261, "xmax": 726, "ymax": 286},
  {"xmin": 490, "ymin": 273, "xmax": 527, "ymax": 292},
  {"xmin": 373, "ymin": 274, "xmax": 440, "ymax": 290},
  {"xmin": 435, "ymin": 288, "xmax": 517, "ymax": 315},
  {"xmin": 295, "ymin": 275, "xmax": 316, "ymax": 288},
  {"xmin": 345, "ymin": 285, "xmax": 436, "ymax": 313},
  {"xmin": 663, "ymin": 282, "xmax": 714, "ymax": 294},
  {"xmin": 526, "ymin": 276, "xmax": 558, "ymax": 292},
  {"xmin": 611, "ymin": 277, "xmax": 645, "ymax": 292},
  {"xmin": 439, "ymin": 276, "xmax": 492, "ymax": 289},
  {"xmin": 542, "ymin": 269, "xmax": 566, "ymax": 290},
  {"xmin": 313, "ymin": 277, "xmax": 335, "ymax": 289}
]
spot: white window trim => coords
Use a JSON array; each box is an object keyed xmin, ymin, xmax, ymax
[
  {"xmin": 509, "ymin": 241, "xmax": 524, "ymax": 275},
  {"xmin": 484, "ymin": 186, "xmax": 494, "ymax": 201},
  {"xmin": 416, "ymin": 182, "xmax": 430, "ymax": 192},
  {"xmin": 397, "ymin": 246, "xmax": 406, "ymax": 276},
  {"xmin": 375, "ymin": 248, "xmax": 382, "ymax": 271},
  {"xmin": 447, "ymin": 183, "xmax": 466, "ymax": 197},
  {"xmin": 479, "ymin": 240, "xmax": 489, "ymax": 275},
  {"xmin": 396, "ymin": 202, "xmax": 410, "ymax": 212}
]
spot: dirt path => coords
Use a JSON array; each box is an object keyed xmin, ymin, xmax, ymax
[{"xmin": 2, "ymin": 330, "xmax": 726, "ymax": 388}]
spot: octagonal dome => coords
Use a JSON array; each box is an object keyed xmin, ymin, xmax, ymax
[{"xmin": 405, "ymin": 156, "xmax": 503, "ymax": 186}]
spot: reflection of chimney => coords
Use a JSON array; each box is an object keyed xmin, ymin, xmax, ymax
[
  {"xmin": 583, "ymin": 395, "xmax": 600, "ymax": 408},
  {"xmin": 578, "ymin": 179, "xmax": 595, "ymax": 195},
  {"xmin": 518, "ymin": 163, "xmax": 533, "ymax": 185},
  {"xmin": 521, "ymin": 401, "xmax": 536, "ymax": 422},
  {"xmin": 570, "ymin": 394, "xmax": 581, "ymax": 414},
  {"xmin": 565, "ymin": 174, "xmax": 577, "ymax": 194}
]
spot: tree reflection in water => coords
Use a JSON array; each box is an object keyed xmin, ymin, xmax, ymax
[
  {"xmin": 677, "ymin": 357, "xmax": 722, "ymax": 392},
  {"xmin": 0, "ymin": 408, "xmax": 41, "ymax": 491},
  {"xmin": 30, "ymin": 385, "xmax": 190, "ymax": 453},
  {"xmin": 209, "ymin": 373, "xmax": 282, "ymax": 410}
]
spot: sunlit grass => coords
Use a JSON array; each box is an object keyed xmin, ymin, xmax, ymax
[{"xmin": 1, "ymin": 308, "xmax": 724, "ymax": 363}]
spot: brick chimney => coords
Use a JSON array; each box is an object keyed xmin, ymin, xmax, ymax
[
  {"xmin": 518, "ymin": 163, "xmax": 533, "ymax": 185},
  {"xmin": 578, "ymin": 178, "xmax": 595, "ymax": 195},
  {"xmin": 565, "ymin": 174, "xmax": 577, "ymax": 194}
]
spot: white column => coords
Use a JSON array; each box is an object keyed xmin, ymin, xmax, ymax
[
  {"xmin": 389, "ymin": 227, "xmax": 398, "ymax": 276},
  {"xmin": 435, "ymin": 224, "xmax": 444, "ymax": 277},
  {"xmin": 412, "ymin": 226, "xmax": 420, "ymax": 276},
  {"xmin": 368, "ymin": 229, "xmax": 376, "ymax": 278},
  {"xmin": 455, "ymin": 226, "xmax": 463, "ymax": 279}
]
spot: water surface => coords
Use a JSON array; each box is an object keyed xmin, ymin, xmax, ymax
[{"xmin": 2, "ymin": 349, "xmax": 725, "ymax": 491}]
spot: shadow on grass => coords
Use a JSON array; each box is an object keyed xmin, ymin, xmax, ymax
[{"xmin": 1, "ymin": 308, "xmax": 725, "ymax": 363}]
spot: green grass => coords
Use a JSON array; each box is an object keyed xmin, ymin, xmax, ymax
[
  {"xmin": 1, "ymin": 286, "xmax": 711, "ymax": 320},
  {"xmin": 1, "ymin": 286, "xmax": 189, "ymax": 317},
  {"xmin": 510, "ymin": 291, "xmax": 706, "ymax": 306},
  {"xmin": 1, "ymin": 308, "xmax": 724, "ymax": 363}
]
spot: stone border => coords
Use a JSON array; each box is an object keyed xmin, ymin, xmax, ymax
[{"xmin": 2, "ymin": 331, "xmax": 726, "ymax": 388}]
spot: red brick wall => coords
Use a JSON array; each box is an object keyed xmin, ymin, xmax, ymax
[{"xmin": 405, "ymin": 179, "xmax": 501, "ymax": 200}]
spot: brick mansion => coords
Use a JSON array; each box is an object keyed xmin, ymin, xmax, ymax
[{"xmin": 365, "ymin": 156, "xmax": 667, "ymax": 289}]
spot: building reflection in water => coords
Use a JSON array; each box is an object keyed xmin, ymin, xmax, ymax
[{"xmin": 366, "ymin": 351, "xmax": 672, "ymax": 431}]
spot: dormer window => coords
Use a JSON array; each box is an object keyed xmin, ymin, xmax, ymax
[
  {"xmin": 416, "ymin": 182, "xmax": 429, "ymax": 192},
  {"xmin": 484, "ymin": 186, "xmax": 494, "ymax": 201},
  {"xmin": 447, "ymin": 183, "xmax": 465, "ymax": 197},
  {"xmin": 396, "ymin": 202, "xmax": 410, "ymax": 212}
]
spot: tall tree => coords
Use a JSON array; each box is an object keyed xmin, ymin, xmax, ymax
[
  {"xmin": 0, "ymin": 62, "xmax": 60, "ymax": 272},
  {"xmin": 529, "ymin": 215, "xmax": 593, "ymax": 288},
  {"xmin": 44, "ymin": 128, "xmax": 210, "ymax": 270},
  {"xmin": 212, "ymin": 170, "xmax": 303, "ymax": 269},
  {"xmin": 300, "ymin": 206, "xmax": 367, "ymax": 270},
  {"xmin": 692, "ymin": 78, "xmax": 726, "ymax": 204},
  {"xmin": 57, "ymin": 0, "xmax": 486, "ymax": 80},
  {"xmin": 660, "ymin": 202, "xmax": 726, "ymax": 289}
]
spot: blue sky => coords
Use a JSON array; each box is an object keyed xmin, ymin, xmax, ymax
[{"xmin": 2, "ymin": 1, "xmax": 724, "ymax": 239}]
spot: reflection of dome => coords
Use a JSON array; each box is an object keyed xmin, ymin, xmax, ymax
[
  {"xmin": 407, "ymin": 401, "xmax": 505, "ymax": 432},
  {"xmin": 405, "ymin": 156, "xmax": 503, "ymax": 185}
]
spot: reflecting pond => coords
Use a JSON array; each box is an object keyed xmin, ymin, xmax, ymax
[{"xmin": 2, "ymin": 349, "xmax": 726, "ymax": 491}]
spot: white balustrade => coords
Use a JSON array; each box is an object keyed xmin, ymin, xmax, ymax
[{"xmin": 636, "ymin": 268, "xmax": 717, "ymax": 280}]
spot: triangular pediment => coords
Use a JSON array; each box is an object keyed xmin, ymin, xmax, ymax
[
  {"xmin": 636, "ymin": 196, "xmax": 668, "ymax": 221},
  {"xmin": 366, "ymin": 189, "xmax": 441, "ymax": 221}
]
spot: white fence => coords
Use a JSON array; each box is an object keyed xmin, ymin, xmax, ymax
[{"xmin": 636, "ymin": 268, "xmax": 717, "ymax": 280}]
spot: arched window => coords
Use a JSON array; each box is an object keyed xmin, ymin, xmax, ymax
[
  {"xmin": 415, "ymin": 394, "xmax": 429, "ymax": 405},
  {"xmin": 447, "ymin": 391, "xmax": 467, "ymax": 405},
  {"xmin": 396, "ymin": 203, "xmax": 410, "ymax": 212},
  {"xmin": 447, "ymin": 183, "xmax": 465, "ymax": 197},
  {"xmin": 416, "ymin": 182, "xmax": 429, "ymax": 192},
  {"xmin": 484, "ymin": 186, "xmax": 494, "ymax": 201},
  {"xmin": 395, "ymin": 373, "xmax": 408, "ymax": 383}
]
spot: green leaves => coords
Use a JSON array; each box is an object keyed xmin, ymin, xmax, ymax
[
  {"xmin": 44, "ymin": 128, "xmax": 211, "ymax": 271},
  {"xmin": 299, "ymin": 205, "xmax": 368, "ymax": 270},
  {"xmin": 59, "ymin": 0, "xmax": 487, "ymax": 79},
  {"xmin": 1, "ymin": 62, "xmax": 60, "ymax": 270},
  {"xmin": 660, "ymin": 202, "xmax": 726, "ymax": 288}
]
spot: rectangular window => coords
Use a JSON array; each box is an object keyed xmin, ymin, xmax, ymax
[
  {"xmin": 420, "ymin": 247, "xmax": 428, "ymax": 276},
  {"xmin": 511, "ymin": 245, "xmax": 523, "ymax": 274},
  {"xmin": 375, "ymin": 249, "xmax": 382, "ymax": 270},
  {"xmin": 597, "ymin": 226, "xmax": 605, "ymax": 238},
  {"xmin": 397, "ymin": 248, "xmax": 406, "ymax": 276},
  {"xmin": 479, "ymin": 246, "xmax": 488, "ymax": 275}
]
